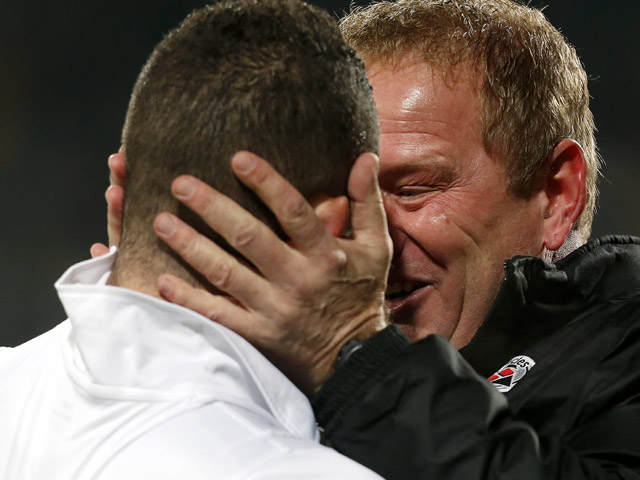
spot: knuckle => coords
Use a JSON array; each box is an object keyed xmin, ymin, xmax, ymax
[
  {"xmin": 291, "ymin": 282, "xmax": 313, "ymax": 301},
  {"xmin": 204, "ymin": 306, "xmax": 221, "ymax": 322},
  {"xmin": 325, "ymin": 248, "xmax": 348, "ymax": 272},
  {"xmin": 291, "ymin": 273, "xmax": 326, "ymax": 303},
  {"xmin": 195, "ymin": 192, "xmax": 219, "ymax": 219},
  {"xmin": 174, "ymin": 227, "xmax": 196, "ymax": 255},
  {"xmin": 230, "ymin": 221, "xmax": 258, "ymax": 248},
  {"xmin": 282, "ymin": 195, "xmax": 308, "ymax": 227},
  {"xmin": 278, "ymin": 299, "xmax": 302, "ymax": 320},
  {"xmin": 206, "ymin": 259, "xmax": 234, "ymax": 290}
]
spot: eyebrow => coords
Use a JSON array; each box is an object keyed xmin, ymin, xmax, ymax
[{"xmin": 383, "ymin": 156, "xmax": 459, "ymax": 180}]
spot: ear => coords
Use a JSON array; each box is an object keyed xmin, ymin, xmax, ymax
[
  {"xmin": 542, "ymin": 138, "xmax": 587, "ymax": 251},
  {"xmin": 311, "ymin": 195, "xmax": 350, "ymax": 238}
]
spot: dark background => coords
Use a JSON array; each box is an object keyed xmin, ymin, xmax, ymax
[{"xmin": 1, "ymin": 1, "xmax": 638, "ymax": 346}]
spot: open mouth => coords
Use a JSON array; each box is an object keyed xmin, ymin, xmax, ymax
[{"xmin": 385, "ymin": 281, "xmax": 429, "ymax": 301}]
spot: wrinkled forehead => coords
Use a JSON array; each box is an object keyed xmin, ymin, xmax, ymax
[
  {"xmin": 365, "ymin": 53, "xmax": 485, "ymax": 124},
  {"xmin": 365, "ymin": 54, "xmax": 510, "ymax": 179}
]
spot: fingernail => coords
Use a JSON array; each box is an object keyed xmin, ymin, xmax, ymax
[
  {"xmin": 158, "ymin": 276, "xmax": 173, "ymax": 298},
  {"xmin": 174, "ymin": 177, "xmax": 195, "ymax": 199},
  {"xmin": 90, "ymin": 244, "xmax": 101, "ymax": 258},
  {"xmin": 155, "ymin": 214, "xmax": 177, "ymax": 236},
  {"xmin": 232, "ymin": 152, "xmax": 256, "ymax": 174}
]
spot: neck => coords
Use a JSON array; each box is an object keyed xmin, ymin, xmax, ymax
[{"xmin": 108, "ymin": 243, "xmax": 209, "ymax": 298}]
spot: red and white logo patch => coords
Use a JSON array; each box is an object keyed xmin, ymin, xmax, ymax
[{"xmin": 488, "ymin": 355, "xmax": 536, "ymax": 393}]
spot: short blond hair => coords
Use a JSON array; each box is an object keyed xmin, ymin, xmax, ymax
[{"xmin": 341, "ymin": 0, "xmax": 599, "ymax": 243}]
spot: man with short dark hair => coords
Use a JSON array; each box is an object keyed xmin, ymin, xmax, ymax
[
  {"xmin": 0, "ymin": 1, "xmax": 383, "ymax": 477},
  {"xmin": 149, "ymin": 1, "xmax": 640, "ymax": 479}
]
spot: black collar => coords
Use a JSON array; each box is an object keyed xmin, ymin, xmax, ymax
[{"xmin": 460, "ymin": 235, "xmax": 640, "ymax": 377}]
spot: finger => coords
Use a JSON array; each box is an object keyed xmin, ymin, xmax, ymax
[
  {"xmin": 170, "ymin": 175, "xmax": 296, "ymax": 282},
  {"xmin": 231, "ymin": 151, "xmax": 334, "ymax": 251},
  {"xmin": 158, "ymin": 273, "xmax": 277, "ymax": 349},
  {"xmin": 106, "ymin": 185, "xmax": 124, "ymax": 247},
  {"xmin": 90, "ymin": 243, "xmax": 110, "ymax": 258},
  {"xmin": 158, "ymin": 273, "xmax": 249, "ymax": 323},
  {"xmin": 347, "ymin": 153, "xmax": 390, "ymax": 249},
  {"xmin": 108, "ymin": 152, "xmax": 126, "ymax": 189},
  {"xmin": 154, "ymin": 211, "xmax": 275, "ymax": 309},
  {"xmin": 314, "ymin": 196, "xmax": 349, "ymax": 238}
]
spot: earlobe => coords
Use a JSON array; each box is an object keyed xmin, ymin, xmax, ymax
[
  {"xmin": 542, "ymin": 139, "xmax": 587, "ymax": 251},
  {"xmin": 313, "ymin": 195, "xmax": 350, "ymax": 238}
]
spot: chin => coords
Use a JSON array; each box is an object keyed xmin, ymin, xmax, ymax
[
  {"xmin": 394, "ymin": 322, "xmax": 435, "ymax": 343},
  {"xmin": 391, "ymin": 311, "xmax": 462, "ymax": 344}
]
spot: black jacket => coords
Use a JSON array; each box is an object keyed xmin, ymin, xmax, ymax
[{"xmin": 312, "ymin": 236, "xmax": 640, "ymax": 479}]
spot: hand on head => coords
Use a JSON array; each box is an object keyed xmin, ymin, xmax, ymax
[
  {"xmin": 91, "ymin": 151, "xmax": 125, "ymax": 258},
  {"xmin": 154, "ymin": 151, "xmax": 391, "ymax": 395},
  {"xmin": 95, "ymin": 150, "xmax": 391, "ymax": 395}
]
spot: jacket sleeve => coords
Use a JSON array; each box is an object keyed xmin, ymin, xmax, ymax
[{"xmin": 311, "ymin": 326, "xmax": 640, "ymax": 480}]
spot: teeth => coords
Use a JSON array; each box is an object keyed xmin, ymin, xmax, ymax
[{"xmin": 386, "ymin": 282, "xmax": 424, "ymax": 297}]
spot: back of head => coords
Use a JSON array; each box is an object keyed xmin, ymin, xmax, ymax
[
  {"xmin": 116, "ymin": 0, "xmax": 378, "ymax": 287},
  {"xmin": 341, "ymin": 0, "xmax": 599, "ymax": 250}
]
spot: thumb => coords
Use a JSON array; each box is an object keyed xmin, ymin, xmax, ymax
[{"xmin": 348, "ymin": 153, "xmax": 389, "ymax": 246}]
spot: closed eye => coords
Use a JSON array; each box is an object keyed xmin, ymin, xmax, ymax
[{"xmin": 395, "ymin": 186, "xmax": 439, "ymax": 197}]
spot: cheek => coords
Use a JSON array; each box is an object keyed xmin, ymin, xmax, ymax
[
  {"xmin": 486, "ymin": 198, "xmax": 546, "ymax": 257},
  {"xmin": 427, "ymin": 194, "xmax": 494, "ymax": 245},
  {"xmin": 389, "ymin": 195, "xmax": 482, "ymax": 263},
  {"xmin": 438, "ymin": 192, "xmax": 525, "ymax": 254}
]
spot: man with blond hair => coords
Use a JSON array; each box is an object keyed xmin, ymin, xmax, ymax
[{"xmin": 135, "ymin": 0, "xmax": 640, "ymax": 479}]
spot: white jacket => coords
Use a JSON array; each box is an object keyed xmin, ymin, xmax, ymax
[{"xmin": 0, "ymin": 251, "xmax": 380, "ymax": 479}]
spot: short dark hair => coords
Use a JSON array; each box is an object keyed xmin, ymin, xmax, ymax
[{"xmin": 118, "ymin": 0, "xmax": 378, "ymax": 267}]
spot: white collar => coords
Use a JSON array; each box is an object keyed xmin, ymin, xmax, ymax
[{"xmin": 55, "ymin": 248, "xmax": 317, "ymax": 440}]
